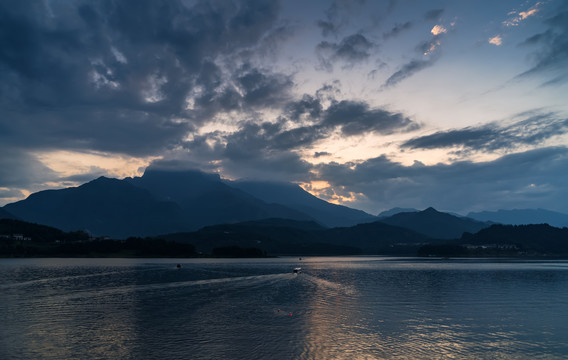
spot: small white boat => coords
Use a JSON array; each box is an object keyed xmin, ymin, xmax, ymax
[{"xmin": 293, "ymin": 267, "xmax": 302, "ymax": 274}]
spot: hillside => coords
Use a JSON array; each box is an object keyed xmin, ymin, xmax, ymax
[
  {"xmin": 467, "ymin": 209, "xmax": 568, "ymax": 228},
  {"xmin": 323, "ymin": 220, "xmax": 430, "ymax": 254},
  {"xmin": 379, "ymin": 207, "xmax": 490, "ymax": 239},
  {"xmin": 0, "ymin": 208, "xmax": 17, "ymax": 220},
  {"xmin": 162, "ymin": 218, "xmax": 358, "ymax": 255},
  {"xmin": 419, "ymin": 224, "xmax": 568, "ymax": 257},
  {"xmin": 164, "ymin": 218, "xmax": 430, "ymax": 255},
  {"xmin": 462, "ymin": 224, "xmax": 568, "ymax": 254},
  {"xmin": 230, "ymin": 180, "xmax": 376, "ymax": 227},
  {"xmin": 377, "ymin": 207, "xmax": 418, "ymax": 218},
  {"xmin": 127, "ymin": 169, "xmax": 314, "ymax": 228},
  {"xmin": 4, "ymin": 177, "xmax": 188, "ymax": 238},
  {"xmin": 0, "ymin": 218, "xmax": 87, "ymax": 242}
]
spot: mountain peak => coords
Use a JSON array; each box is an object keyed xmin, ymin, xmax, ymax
[
  {"xmin": 380, "ymin": 207, "xmax": 490, "ymax": 239},
  {"xmin": 91, "ymin": 176, "xmax": 114, "ymax": 182},
  {"xmin": 377, "ymin": 207, "xmax": 418, "ymax": 217},
  {"xmin": 82, "ymin": 176, "xmax": 129, "ymax": 189}
]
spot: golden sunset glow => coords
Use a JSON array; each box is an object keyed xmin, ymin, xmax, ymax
[
  {"xmin": 299, "ymin": 181, "xmax": 366, "ymax": 205},
  {"xmin": 34, "ymin": 151, "xmax": 158, "ymax": 180}
]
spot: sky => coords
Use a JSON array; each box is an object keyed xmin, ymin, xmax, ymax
[{"xmin": 1, "ymin": 0, "xmax": 567, "ymax": 215}]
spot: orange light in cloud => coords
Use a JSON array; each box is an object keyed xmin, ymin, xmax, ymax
[
  {"xmin": 34, "ymin": 150, "xmax": 159, "ymax": 181},
  {"xmin": 430, "ymin": 25, "xmax": 447, "ymax": 36},
  {"xmin": 299, "ymin": 181, "xmax": 365, "ymax": 205},
  {"xmin": 423, "ymin": 41, "xmax": 440, "ymax": 55},
  {"xmin": 489, "ymin": 35, "xmax": 503, "ymax": 46},
  {"xmin": 503, "ymin": 2, "xmax": 541, "ymax": 27},
  {"xmin": 519, "ymin": 8, "xmax": 539, "ymax": 20}
]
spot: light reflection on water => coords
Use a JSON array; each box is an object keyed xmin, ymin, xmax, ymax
[{"xmin": 0, "ymin": 257, "xmax": 567, "ymax": 359}]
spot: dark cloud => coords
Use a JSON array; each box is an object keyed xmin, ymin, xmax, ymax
[
  {"xmin": 0, "ymin": 0, "xmax": 288, "ymax": 157},
  {"xmin": 517, "ymin": 4, "xmax": 568, "ymax": 84},
  {"xmin": 145, "ymin": 158, "xmax": 222, "ymax": 174},
  {"xmin": 322, "ymin": 100, "xmax": 419, "ymax": 136},
  {"xmin": 315, "ymin": 151, "xmax": 331, "ymax": 158},
  {"xmin": 315, "ymin": 147, "xmax": 568, "ymax": 213},
  {"xmin": 0, "ymin": 0, "xmax": 305, "ymax": 206},
  {"xmin": 203, "ymin": 122, "xmax": 314, "ymax": 181},
  {"xmin": 223, "ymin": 121, "xmax": 323, "ymax": 156},
  {"xmin": 383, "ymin": 22, "xmax": 413, "ymax": 39},
  {"xmin": 0, "ymin": 146, "xmax": 59, "ymax": 190},
  {"xmin": 401, "ymin": 112, "xmax": 568, "ymax": 153},
  {"xmin": 382, "ymin": 56, "xmax": 439, "ymax": 88},
  {"xmin": 0, "ymin": 188, "xmax": 25, "ymax": 200},
  {"xmin": 282, "ymin": 96, "xmax": 420, "ymax": 141},
  {"xmin": 317, "ymin": 20, "xmax": 340, "ymax": 37},
  {"xmin": 0, "ymin": 108, "xmax": 190, "ymax": 157},
  {"xmin": 424, "ymin": 9, "xmax": 444, "ymax": 21},
  {"xmin": 317, "ymin": 34, "xmax": 375, "ymax": 71},
  {"xmin": 285, "ymin": 95, "xmax": 323, "ymax": 121},
  {"xmin": 236, "ymin": 66, "xmax": 294, "ymax": 108},
  {"xmin": 180, "ymin": 96, "xmax": 419, "ymax": 179},
  {"xmin": 382, "ymin": 22, "xmax": 447, "ymax": 88},
  {"xmin": 316, "ymin": 0, "xmax": 366, "ymax": 37},
  {"xmin": 61, "ymin": 167, "xmax": 113, "ymax": 184}
]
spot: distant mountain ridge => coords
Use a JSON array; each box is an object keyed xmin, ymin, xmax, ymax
[
  {"xmin": 379, "ymin": 207, "xmax": 491, "ymax": 239},
  {"xmin": 230, "ymin": 180, "xmax": 376, "ymax": 228},
  {"xmin": 5, "ymin": 215, "xmax": 568, "ymax": 258},
  {"xmin": 163, "ymin": 217, "xmax": 429, "ymax": 255},
  {"xmin": 420, "ymin": 224, "xmax": 568, "ymax": 257},
  {"xmin": 467, "ymin": 209, "xmax": 568, "ymax": 228},
  {"xmin": 0, "ymin": 208, "xmax": 17, "ymax": 220},
  {"xmin": 377, "ymin": 207, "xmax": 418, "ymax": 218}
]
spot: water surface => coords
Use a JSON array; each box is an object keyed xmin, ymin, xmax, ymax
[{"xmin": 1, "ymin": 257, "xmax": 567, "ymax": 359}]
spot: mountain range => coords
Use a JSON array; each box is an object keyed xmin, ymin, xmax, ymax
[
  {"xmin": 2, "ymin": 168, "xmax": 374, "ymax": 238},
  {"xmin": 2, "ymin": 168, "xmax": 567, "ymax": 241}
]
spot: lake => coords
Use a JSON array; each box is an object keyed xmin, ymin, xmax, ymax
[{"xmin": 1, "ymin": 257, "xmax": 567, "ymax": 359}]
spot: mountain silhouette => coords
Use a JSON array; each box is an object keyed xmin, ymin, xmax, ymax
[
  {"xmin": 467, "ymin": 209, "xmax": 568, "ymax": 228},
  {"xmin": 322, "ymin": 220, "xmax": 430, "ymax": 253},
  {"xmin": 163, "ymin": 217, "xmax": 428, "ymax": 255},
  {"xmin": 0, "ymin": 208, "xmax": 17, "ymax": 220},
  {"xmin": 162, "ymin": 218, "xmax": 339, "ymax": 255},
  {"xmin": 4, "ymin": 177, "xmax": 188, "ymax": 238},
  {"xmin": 126, "ymin": 169, "xmax": 315, "ymax": 227},
  {"xmin": 460, "ymin": 224, "xmax": 568, "ymax": 254},
  {"xmin": 377, "ymin": 207, "xmax": 418, "ymax": 218},
  {"xmin": 3, "ymin": 169, "xmax": 353, "ymax": 237},
  {"xmin": 12, "ymin": 168, "xmax": 562, "ymax": 242},
  {"xmin": 379, "ymin": 207, "xmax": 490, "ymax": 239},
  {"xmin": 230, "ymin": 180, "xmax": 376, "ymax": 227}
]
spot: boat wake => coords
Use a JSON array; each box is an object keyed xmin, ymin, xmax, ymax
[{"xmin": 30, "ymin": 272, "xmax": 296, "ymax": 302}]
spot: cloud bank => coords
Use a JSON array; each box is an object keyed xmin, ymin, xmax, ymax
[{"xmin": 1, "ymin": 0, "xmax": 567, "ymax": 215}]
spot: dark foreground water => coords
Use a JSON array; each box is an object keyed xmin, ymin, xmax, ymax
[{"xmin": 1, "ymin": 257, "xmax": 567, "ymax": 359}]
